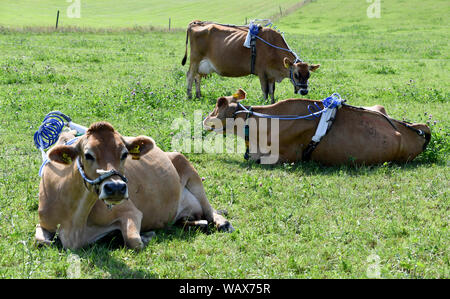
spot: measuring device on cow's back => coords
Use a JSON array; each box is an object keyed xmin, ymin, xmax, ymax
[
  {"xmin": 243, "ymin": 20, "xmax": 302, "ymax": 74},
  {"xmin": 234, "ymin": 93, "xmax": 345, "ymax": 161}
]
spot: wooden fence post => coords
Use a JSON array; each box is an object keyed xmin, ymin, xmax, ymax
[
  {"xmin": 56, "ymin": 10, "xmax": 60, "ymax": 29},
  {"xmin": 169, "ymin": 18, "xmax": 171, "ymax": 31}
]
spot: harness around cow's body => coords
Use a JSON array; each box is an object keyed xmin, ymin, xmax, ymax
[
  {"xmin": 233, "ymin": 93, "xmax": 345, "ymax": 161},
  {"xmin": 243, "ymin": 21, "xmax": 302, "ymax": 76},
  {"xmin": 233, "ymin": 94, "xmax": 431, "ymax": 162}
]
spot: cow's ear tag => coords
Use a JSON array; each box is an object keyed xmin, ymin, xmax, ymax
[
  {"xmin": 232, "ymin": 93, "xmax": 239, "ymax": 98},
  {"xmin": 130, "ymin": 145, "xmax": 141, "ymax": 160}
]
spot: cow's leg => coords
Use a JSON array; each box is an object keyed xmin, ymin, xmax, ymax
[
  {"xmin": 167, "ymin": 152, "xmax": 234, "ymax": 232},
  {"xmin": 258, "ymin": 75, "xmax": 269, "ymax": 101},
  {"xmin": 194, "ymin": 74, "xmax": 202, "ymax": 98},
  {"xmin": 118, "ymin": 207, "xmax": 145, "ymax": 250},
  {"xmin": 268, "ymin": 79, "xmax": 276, "ymax": 104},
  {"xmin": 186, "ymin": 63, "xmax": 199, "ymax": 99},
  {"xmin": 186, "ymin": 70, "xmax": 194, "ymax": 99}
]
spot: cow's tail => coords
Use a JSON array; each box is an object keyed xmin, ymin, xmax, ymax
[{"xmin": 181, "ymin": 26, "xmax": 190, "ymax": 66}]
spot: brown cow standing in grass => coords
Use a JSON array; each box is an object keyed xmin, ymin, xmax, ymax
[
  {"xmin": 203, "ymin": 89, "xmax": 431, "ymax": 165},
  {"xmin": 181, "ymin": 21, "xmax": 320, "ymax": 103},
  {"xmin": 36, "ymin": 122, "xmax": 233, "ymax": 250}
]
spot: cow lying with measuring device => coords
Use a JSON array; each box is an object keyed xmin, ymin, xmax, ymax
[
  {"xmin": 36, "ymin": 121, "xmax": 233, "ymax": 250},
  {"xmin": 203, "ymin": 89, "xmax": 431, "ymax": 165}
]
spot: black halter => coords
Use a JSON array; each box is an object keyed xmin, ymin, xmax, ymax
[{"xmin": 76, "ymin": 157, "xmax": 128, "ymax": 194}]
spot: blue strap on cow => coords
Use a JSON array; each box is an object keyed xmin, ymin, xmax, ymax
[
  {"xmin": 323, "ymin": 93, "xmax": 345, "ymax": 109},
  {"xmin": 249, "ymin": 22, "xmax": 259, "ymax": 36},
  {"xmin": 244, "ymin": 21, "xmax": 302, "ymax": 71}
]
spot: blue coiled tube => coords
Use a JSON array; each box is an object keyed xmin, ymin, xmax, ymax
[{"xmin": 34, "ymin": 111, "xmax": 72, "ymax": 150}]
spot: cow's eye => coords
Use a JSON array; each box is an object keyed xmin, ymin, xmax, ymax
[
  {"xmin": 85, "ymin": 153, "xmax": 95, "ymax": 161},
  {"xmin": 294, "ymin": 73, "xmax": 299, "ymax": 80},
  {"xmin": 121, "ymin": 152, "xmax": 129, "ymax": 161}
]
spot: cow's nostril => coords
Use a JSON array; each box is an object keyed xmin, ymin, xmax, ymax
[
  {"xmin": 119, "ymin": 184, "xmax": 127, "ymax": 195},
  {"xmin": 104, "ymin": 183, "xmax": 114, "ymax": 195}
]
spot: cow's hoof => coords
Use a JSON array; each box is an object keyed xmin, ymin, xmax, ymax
[
  {"xmin": 127, "ymin": 237, "xmax": 145, "ymax": 251},
  {"xmin": 218, "ymin": 221, "xmax": 235, "ymax": 233},
  {"xmin": 140, "ymin": 231, "xmax": 156, "ymax": 246},
  {"xmin": 35, "ymin": 224, "xmax": 55, "ymax": 247}
]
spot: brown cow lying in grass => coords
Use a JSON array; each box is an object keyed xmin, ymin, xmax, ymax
[
  {"xmin": 36, "ymin": 122, "xmax": 233, "ymax": 250},
  {"xmin": 203, "ymin": 89, "xmax": 431, "ymax": 165}
]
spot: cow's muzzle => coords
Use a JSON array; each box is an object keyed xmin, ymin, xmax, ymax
[
  {"xmin": 76, "ymin": 157, "xmax": 129, "ymax": 208},
  {"xmin": 298, "ymin": 88, "xmax": 309, "ymax": 96},
  {"xmin": 297, "ymin": 84, "xmax": 309, "ymax": 95},
  {"xmin": 99, "ymin": 179, "xmax": 129, "ymax": 209},
  {"xmin": 101, "ymin": 180, "xmax": 128, "ymax": 199}
]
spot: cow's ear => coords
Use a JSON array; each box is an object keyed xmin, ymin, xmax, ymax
[
  {"xmin": 123, "ymin": 136, "xmax": 154, "ymax": 160},
  {"xmin": 309, "ymin": 64, "xmax": 320, "ymax": 72},
  {"xmin": 48, "ymin": 145, "xmax": 79, "ymax": 165},
  {"xmin": 283, "ymin": 57, "xmax": 293, "ymax": 69},
  {"xmin": 232, "ymin": 88, "xmax": 247, "ymax": 101},
  {"xmin": 217, "ymin": 97, "xmax": 228, "ymax": 108}
]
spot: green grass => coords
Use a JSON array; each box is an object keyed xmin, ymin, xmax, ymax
[
  {"xmin": 0, "ymin": 0, "xmax": 301, "ymax": 29},
  {"xmin": 0, "ymin": 0, "xmax": 448, "ymax": 278}
]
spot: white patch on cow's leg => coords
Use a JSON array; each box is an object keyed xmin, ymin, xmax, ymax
[
  {"xmin": 198, "ymin": 58, "xmax": 217, "ymax": 75},
  {"xmin": 175, "ymin": 188, "xmax": 203, "ymax": 222}
]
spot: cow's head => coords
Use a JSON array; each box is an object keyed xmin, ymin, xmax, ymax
[
  {"xmin": 47, "ymin": 122, "xmax": 154, "ymax": 207},
  {"xmin": 284, "ymin": 58, "xmax": 320, "ymax": 96},
  {"xmin": 203, "ymin": 88, "xmax": 247, "ymax": 133}
]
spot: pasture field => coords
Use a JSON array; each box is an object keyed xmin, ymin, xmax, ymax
[
  {"xmin": 0, "ymin": 0, "xmax": 301, "ymax": 29},
  {"xmin": 0, "ymin": 0, "xmax": 449, "ymax": 278}
]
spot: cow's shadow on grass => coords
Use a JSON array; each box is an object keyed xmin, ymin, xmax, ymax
[
  {"xmin": 49, "ymin": 225, "xmax": 207, "ymax": 278},
  {"xmin": 216, "ymin": 155, "xmax": 439, "ymax": 176}
]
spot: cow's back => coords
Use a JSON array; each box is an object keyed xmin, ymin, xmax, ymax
[
  {"xmin": 312, "ymin": 107, "xmax": 407, "ymax": 165},
  {"xmin": 189, "ymin": 23, "xmax": 253, "ymax": 77}
]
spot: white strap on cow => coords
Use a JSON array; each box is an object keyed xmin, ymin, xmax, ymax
[
  {"xmin": 311, "ymin": 105, "xmax": 339, "ymax": 143},
  {"xmin": 243, "ymin": 22, "xmax": 259, "ymax": 48}
]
